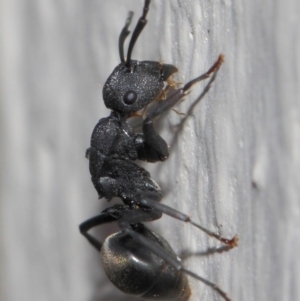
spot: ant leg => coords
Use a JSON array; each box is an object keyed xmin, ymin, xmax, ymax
[
  {"xmin": 79, "ymin": 204, "xmax": 131, "ymax": 251},
  {"xmin": 137, "ymin": 193, "xmax": 238, "ymax": 248},
  {"xmin": 140, "ymin": 55, "xmax": 224, "ymax": 162},
  {"xmin": 118, "ymin": 207, "xmax": 233, "ymax": 301},
  {"xmin": 145, "ymin": 54, "xmax": 224, "ymax": 122},
  {"xmin": 79, "ymin": 213, "xmax": 116, "ymax": 251},
  {"xmin": 180, "ymin": 244, "xmax": 235, "ymax": 260},
  {"xmin": 118, "ymin": 209, "xmax": 180, "ymax": 265},
  {"xmin": 168, "ymin": 60, "xmax": 225, "ymax": 151}
]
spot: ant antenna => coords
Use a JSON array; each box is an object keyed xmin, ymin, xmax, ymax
[
  {"xmin": 119, "ymin": 11, "xmax": 134, "ymax": 63},
  {"xmin": 125, "ymin": 0, "xmax": 151, "ymax": 68}
]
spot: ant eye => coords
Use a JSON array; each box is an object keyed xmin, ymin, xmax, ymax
[{"xmin": 123, "ymin": 90, "xmax": 137, "ymax": 105}]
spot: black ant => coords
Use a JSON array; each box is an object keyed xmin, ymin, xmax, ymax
[{"xmin": 80, "ymin": 1, "xmax": 238, "ymax": 300}]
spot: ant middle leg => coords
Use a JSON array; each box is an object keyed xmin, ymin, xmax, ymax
[
  {"xmin": 136, "ymin": 191, "xmax": 238, "ymax": 248},
  {"xmin": 180, "ymin": 244, "xmax": 236, "ymax": 261}
]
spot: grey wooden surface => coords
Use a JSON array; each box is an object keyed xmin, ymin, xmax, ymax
[{"xmin": 1, "ymin": 0, "xmax": 299, "ymax": 301}]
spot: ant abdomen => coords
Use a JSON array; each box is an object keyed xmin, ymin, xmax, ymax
[{"xmin": 101, "ymin": 225, "xmax": 191, "ymax": 301}]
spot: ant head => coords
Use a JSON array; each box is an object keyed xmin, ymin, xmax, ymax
[
  {"xmin": 103, "ymin": 61, "xmax": 177, "ymax": 114},
  {"xmin": 102, "ymin": 4, "xmax": 177, "ymax": 114}
]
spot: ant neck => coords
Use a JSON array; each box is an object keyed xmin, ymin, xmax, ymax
[{"xmin": 110, "ymin": 110, "xmax": 128, "ymax": 121}]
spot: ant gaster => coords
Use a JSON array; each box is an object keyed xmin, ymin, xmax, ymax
[{"xmin": 80, "ymin": 1, "xmax": 238, "ymax": 301}]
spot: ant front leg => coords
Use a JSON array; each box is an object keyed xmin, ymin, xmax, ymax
[
  {"xmin": 146, "ymin": 54, "xmax": 224, "ymax": 122},
  {"xmin": 138, "ymin": 55, "xmax": 224, "ymax": 163},
  {"xmin": 135, "ymin": 120, "xmax": 169, "ymax": 163},
  {"xmin": 135, "ymin": 123, "xmax": 169, "ymax": 162}
]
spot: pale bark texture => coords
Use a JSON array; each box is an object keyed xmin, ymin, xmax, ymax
[{"xmin": 1, "ymin": 1, "xmax": 299, "ymax": 301}]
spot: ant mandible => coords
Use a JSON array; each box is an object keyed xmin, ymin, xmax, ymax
[{"xmin": 79, "ymin": 1, "xmax": 238, "ymax": 301}]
